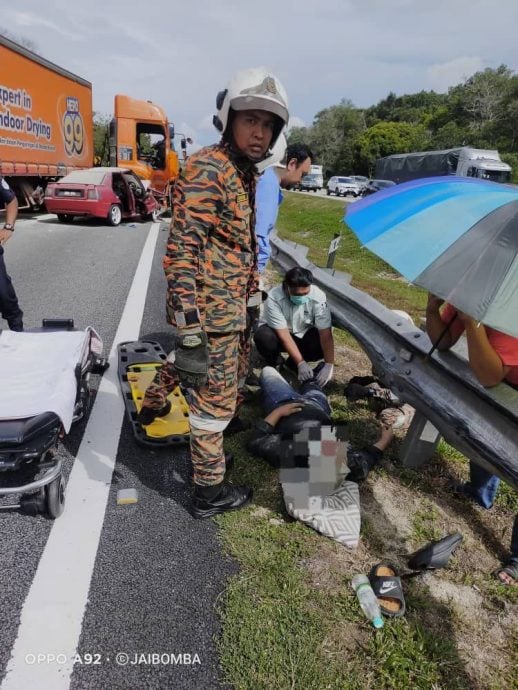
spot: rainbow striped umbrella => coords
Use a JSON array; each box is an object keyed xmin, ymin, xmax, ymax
[{"xmin": 345, "ymin": 176, "xmax": 518, "ymax": 338}]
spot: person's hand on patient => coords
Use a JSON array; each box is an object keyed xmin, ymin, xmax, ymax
[
  {"xmin": 264, "ymin": 402, "xmax": 303, "ymax": 427},
  {"xmin": 297, "ymin": 361, "xmax": 314, "ymax": 382}
]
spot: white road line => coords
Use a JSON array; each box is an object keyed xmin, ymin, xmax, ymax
[{"xmin": 1, "ymin": 222, "xmax": 161, "ymax": 690}]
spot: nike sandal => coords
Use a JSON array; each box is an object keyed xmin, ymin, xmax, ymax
[
  {"xmin": 369, "ymin": 562, "xmax": 406, "ymax": 618},
  {"xmin": 407, "ymin": 532, "xmax": 463, "ymax": 571}
]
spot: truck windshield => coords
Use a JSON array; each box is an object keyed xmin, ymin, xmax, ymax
[{"xmin": 478, "ymin": 169, "xmax": 511, "ymax": 183}]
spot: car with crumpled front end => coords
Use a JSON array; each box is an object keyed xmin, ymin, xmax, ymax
[{"xmin": 44, "ymin": 167, "xmax": 159, "ymax": 225}]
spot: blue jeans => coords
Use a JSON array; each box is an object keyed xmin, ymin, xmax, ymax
[
  {"xmin": 259, "ymin": 366, "xmax": 331, "ymax": 417},
  {"xmin": 466, "ymin": 465, "xmax": 518, "ymax": 566},
  {"xmin": 466, "ymin": 462, "xmax": 500, "ymax": 509}
]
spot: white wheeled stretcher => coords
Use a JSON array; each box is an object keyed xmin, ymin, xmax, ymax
[{"xmin": 0, "ymin": 319, "xmax": 108, "ymax": 518}]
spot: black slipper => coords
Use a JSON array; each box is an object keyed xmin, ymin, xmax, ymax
[
  {"xmin": 407, "ymin": 532, "xmax": 463, "ymax": 571},
  {"xmin": 369, "ymin": 562, "xmax": 406, "ymax": 618}
]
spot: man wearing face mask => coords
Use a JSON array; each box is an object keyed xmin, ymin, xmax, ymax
[{"xmin": 254, "ymin": 267, "xmax": 335, "ymax": 387}]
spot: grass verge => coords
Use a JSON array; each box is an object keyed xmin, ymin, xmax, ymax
[{"xmin": 214, "ymin": 193, "xmax": 517, "ymax": 689}]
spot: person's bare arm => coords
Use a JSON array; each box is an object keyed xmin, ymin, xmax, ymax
[
  {"xmin": 5, "ymin": 195, "xmax": 18, "ymax": 226},
  {"xmin": 318, "ymin": 327, "xmax": 334, "ymax": 363},
  {"xmin": 461, "ymin": 315, "xmax": 510, "ymax": 387},
  {"xmin": 264, "ymin": 402, "xmax": 303, "ymax": 427},
  {"xmin": 425, "ymin": 293, "xmax": 460, "ymax": 350},
  {"xmin": 274, "ymin": 328, "xmax": 304, "ymax": 365},
  {"xmin": 0, "ymin": 196, "xmax": 18, "ymax": 245}
]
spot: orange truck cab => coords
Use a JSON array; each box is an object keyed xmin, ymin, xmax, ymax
[
  {"xmin": 110, "ymin": 95, "xmax": 179, "ymax": 204},
  {"xmin": 0, "ymin": 35, "xmax": 179, "ymax": 208}
]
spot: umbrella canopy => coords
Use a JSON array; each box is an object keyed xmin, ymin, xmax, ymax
[{"xmin": 345, "ymin": 176, "xmax": 518, "ymax": 337}]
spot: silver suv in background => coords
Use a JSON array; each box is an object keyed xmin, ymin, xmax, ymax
[
  {"xmin": 327, "ymin": 176, "xmax": 361, "ymax": 197},
  {"xmin": 296, "ymin": 174, "xmax": 321, "ymax": 192}
]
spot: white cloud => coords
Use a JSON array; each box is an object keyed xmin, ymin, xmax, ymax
[
  {"xmin": 426, "ymin": 57, "xmax": 485, "ymax": 93},
  {"xmin": 3, "ymin": 0, "xmax": 518, "ymax": 146},
  {"xmin": 10, "ymin": 10, "xmax": 83, "ymax": 41}
]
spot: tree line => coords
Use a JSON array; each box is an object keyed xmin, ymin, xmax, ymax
[{"xmin": 288, "ymin": 66, "xmax": 518, "ymax": 181}]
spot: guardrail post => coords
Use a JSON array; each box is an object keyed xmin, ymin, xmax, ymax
[
  {"xmin": 326, "ymin": 233, "xmax": 341, "ymax": 269},
  {"xmin": 398, "ymin": 412, "xmax": 442, "ymax": 468}
]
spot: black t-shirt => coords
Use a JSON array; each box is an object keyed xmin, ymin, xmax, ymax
[{"xmin": 0, "ymin": 177, "xmax": 15, "ymax": 209}]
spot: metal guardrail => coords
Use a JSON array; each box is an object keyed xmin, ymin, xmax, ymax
[{"xmin": 270, "ymin": 233, "xmax": 518, "ymax": 489}]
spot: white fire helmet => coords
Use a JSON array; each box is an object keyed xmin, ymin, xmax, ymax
[
  {"xmin": 256, "ymin": 132, "xmax": 288, "ymax": 173},
  {"xmin": 213, "ymin": 67, "xmax": 289, "ymax": 148}
]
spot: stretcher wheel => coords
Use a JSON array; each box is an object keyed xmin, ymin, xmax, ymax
[
  {"xmin": 45, "ymin": 474, "xmax": 65, "ymax": 519},
  {"xmin": 19, "ymin": 489, "xmax": 46, "ymax": 516}
]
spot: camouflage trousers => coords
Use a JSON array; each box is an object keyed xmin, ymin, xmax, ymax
[
  {"xmin": 235, "ymin": 304, "xmax": 259, "ymax": 410},
  {"xmin": 142, "ymin": 332, "xmax": 240, "ymax": 486}
]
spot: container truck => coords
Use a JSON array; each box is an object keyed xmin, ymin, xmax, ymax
[
  {"xmin": 375, "ymin": 147, "xmax": 512, "ymax": 184},
  {"xmin": 309, "ymin": 164, "xmax": 324, "ymax": 189},
  {"xmin": 0, "ymin": 35, "xmax": 179, "ymax": 208}
]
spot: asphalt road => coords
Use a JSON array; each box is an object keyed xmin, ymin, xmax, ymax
[{"xmin": 0, "ymin": 214, "xmax": 236, "ymax": 690}]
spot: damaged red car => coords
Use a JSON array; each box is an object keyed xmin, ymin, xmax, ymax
[{"xmin": 44, "ymin": 167, "xmax": 160, "ymax": 226}]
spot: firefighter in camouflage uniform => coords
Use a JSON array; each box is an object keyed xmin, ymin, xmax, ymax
[{"xmin": 138, "ymin": 68, "xmax": 289, "ymax": 518}]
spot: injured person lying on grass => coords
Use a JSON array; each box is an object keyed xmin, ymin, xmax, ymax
[{"xmin": 246, "ymin": 366, "xmax": 394, "ymax": 548}]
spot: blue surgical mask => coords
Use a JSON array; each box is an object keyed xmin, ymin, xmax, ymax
[{"xmin": 290, "ymin": 294, "xmax": 309, "ymax": 306}]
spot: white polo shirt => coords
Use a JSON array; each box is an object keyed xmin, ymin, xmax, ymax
[{"xmin": 264, "ymin": 284, "xmax": 332, "ymax": 337}]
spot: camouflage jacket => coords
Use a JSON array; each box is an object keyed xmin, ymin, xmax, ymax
[{"xmin": 163, "ymin": 144, "xmax": 258, "ymax": 333}]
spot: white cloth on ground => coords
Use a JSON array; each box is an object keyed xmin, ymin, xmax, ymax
[{"xmin": 285, "ymin": 479, "xmax": 361, "ymax": 549}]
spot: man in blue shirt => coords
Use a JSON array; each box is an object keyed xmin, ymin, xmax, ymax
[
  {"xmin": 255, "ymin": 142, "xmax": 313, "ymax": 274},
  {"xmin": 0, "ymin": 176, "xmax": 23, "ymax": 331}
]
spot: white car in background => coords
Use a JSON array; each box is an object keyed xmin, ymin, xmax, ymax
[
  {"xmin": 349, "ymin": 175, "xmax": 369, "ymax": 191},
  {"xmin": 327, "ymin": 176, "xmax": 361, "ymax": 197}
]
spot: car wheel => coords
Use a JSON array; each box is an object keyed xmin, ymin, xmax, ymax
[
  {"xmin": 57, "ymin": 214, "xmax": 73, "ymax": 223},
  {"xmin": 326, "ymin": 188, "xmax": 331, "ymax": 195},
  {"xmin": 108, "ymin": 204, "xmax": 122, "ymax": 226}
]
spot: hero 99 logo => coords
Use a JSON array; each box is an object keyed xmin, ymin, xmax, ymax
[{"xmin": 62, "ymin": 97, "xmax": 84, "ymax": 156}]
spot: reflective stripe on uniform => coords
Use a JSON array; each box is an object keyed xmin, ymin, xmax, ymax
[{"xmin": 189, "ymin": 413, "xmax": 230, "ymax": 432}]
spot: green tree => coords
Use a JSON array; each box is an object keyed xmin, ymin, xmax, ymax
[
  {"xmin": 286, "ymin": 126, "xmax": 310, "ymax": 145},
  {"xmin": 0, "ymin": 28, "xmax": 37, "ymax": 52},
  {"xmin": 293, "ymin": 100, "xmax": 366, "ymax": 177},
  {"xmin": 431, "ymin": 121, "xmax": 469, "ymax": 149},
  {"xmin": 446, "ymin": 66, "xmax": 514, "ymax": 147},
  {"xmin": 93, "ymin": 113, "xmax": 111, "ymax": 166},
  {"xmin": 354, "ymin": 121, "xmax": 431, "ymax": 174}
]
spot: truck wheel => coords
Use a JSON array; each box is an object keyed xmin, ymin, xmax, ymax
[
  {"xmin": 57, "ymin": 214, "xmax": 73, "ymax": 223},
  {"xmin": 45, "ymin": 474, "xmax": 65, "ymax": 519},
  {"xmin": 108, "ymin": 204, "xmax": 122, "ymax": 226}
]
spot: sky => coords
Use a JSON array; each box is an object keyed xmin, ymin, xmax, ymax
[{"xmin": 3, "ymin": 0, "xmax": 518, "ymax": 147}]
